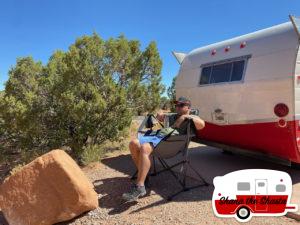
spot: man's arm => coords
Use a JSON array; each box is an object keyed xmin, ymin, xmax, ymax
[
  {"xmin": 156, "ymin": 110, "xmax": 166, "ymax": 123},
  {"xmin": 189, "ymin": 115, "xmax": 205, "ymax": 130},
  {"xmin": 173, "ymin": 114, "xmax": 205, "ymax": 130}
]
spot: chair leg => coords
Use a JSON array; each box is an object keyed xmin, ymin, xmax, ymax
[
  {"xmin": 157, "ymin": 158, "xmax": 209, "ymax": 201},
  {"xmin": 158, "ymin": 158, "xmax": 185, "ymax": 188},
  {"xmin": 153, "ymin": 159, "xmax": 185, "ymax": 176},
  {"xmin": 150, "ymin": 155, "xmax": 157, "ymax": 176},
  {"xmin": 131, "ymin": 170, "xmax": 138, "ymax": 180},
  {"xmin": 182, "ymin": 160, "xmax": 188, "ymax": 188}
]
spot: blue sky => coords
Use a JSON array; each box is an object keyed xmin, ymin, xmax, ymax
[{"xmin": 0, "ymin": 0, "xmax": 299, "ymax": 92}]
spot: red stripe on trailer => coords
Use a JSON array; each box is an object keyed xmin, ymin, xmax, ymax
[{"xmin": 196, "ymin": 120, "xmax": 300, "ymax": 163}]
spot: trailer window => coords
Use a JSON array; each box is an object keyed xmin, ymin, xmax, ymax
[
  {"xmin": 199, "ymin": 55, "xmax": 250, "ymax": 85},
  {"xmin": 276, "ymin": 184, "xmax": 286, "ymax": 192},
  {"xmin": 237, "ymin": 182, "xmax": 250, "ymax": 191},
  {"xmin": 210, "ymin": 63, "xmax": 232, "ymax": 83},
  {"xmin": 231, "ymin": 60, "xmax": 245, "ymax": 81},
  {"xmin": 199, "ymin": 66, "xmax": 211, "ymax": 85}
]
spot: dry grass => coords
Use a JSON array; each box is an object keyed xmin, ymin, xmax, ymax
[{"xmin": 82, "ymin": 119, "xmax": 141, "ymax": 164}]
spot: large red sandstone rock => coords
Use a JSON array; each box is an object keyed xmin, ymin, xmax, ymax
[{"xmin": 0, "ymin": 149, "xmax": 98, "ymax": 225}]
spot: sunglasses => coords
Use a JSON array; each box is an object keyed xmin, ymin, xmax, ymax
[{"xmin": 175, "ymin": 103, "xmax": 189, "ymax": 108}]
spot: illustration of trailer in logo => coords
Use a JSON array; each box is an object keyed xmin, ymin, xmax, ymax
[{"xmin": 212, "ymin": 169, "xmax": 298, "ymax": 222}]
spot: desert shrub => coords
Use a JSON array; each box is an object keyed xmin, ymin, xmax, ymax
[{"xmin": 0, "ymin": 33, "xmax": 164, "ymax": 163}]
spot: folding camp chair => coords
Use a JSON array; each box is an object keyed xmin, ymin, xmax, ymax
[{"xmin": 132, "ymin": 113, "xmax": 209, "ymax": 200}]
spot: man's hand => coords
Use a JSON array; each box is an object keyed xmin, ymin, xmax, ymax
[
  {"xmin": 156, "ymin": 110, "xmax": 165, "ymax": 123},
  {"xmin": 172, "ymin": 114, "xmax": 189, "ymax": 128},
  {"xmin": 172, "ymin": 114, "xmax": 205, "ymax": 130}
]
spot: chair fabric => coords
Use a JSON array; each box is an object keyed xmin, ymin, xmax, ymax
[{"xmin": 132, "ymin": 114, "xmax": 208, "ymax": 200}]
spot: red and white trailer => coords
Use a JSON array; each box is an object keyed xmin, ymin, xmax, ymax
[
  {"xmin": 173, "ymin": 16, "xmax": 300, "ymax": 166},
  {"xmin": 212, "ymin": 169, "xmax": 298, "ymax": 222}
]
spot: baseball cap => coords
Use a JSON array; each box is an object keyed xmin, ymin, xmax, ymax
[{"xmin": 174, "ymin": 96, "xmax": 191, "ymax": 106}]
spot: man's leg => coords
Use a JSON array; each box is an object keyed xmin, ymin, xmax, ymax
[
  {"xmin": 136, "ymin": 143, "xmax": 153, "ymax": 186},
  {"xmin": 129, "ymin": 138, "xmax": 141, "ymax": 169},
  {"xmin": 122, "ymin": 142, "xmax": 153, "ymax": 201}
]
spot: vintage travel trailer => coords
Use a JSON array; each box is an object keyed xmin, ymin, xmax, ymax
[
  {"xmin": 212, "ymin": 169, "xmax": 298, "ymax": 222},
  {"xmin": 173, "ymin": 16, "xmax": 300, "ymax": 166}
]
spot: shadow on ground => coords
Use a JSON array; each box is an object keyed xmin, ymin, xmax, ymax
[
  {"xmin": 96, "ymin": 148, "xmax": 215, "ymax": 214},
  {"xmin": 185, "ymin": 145, "xmax": 300, "ymax": 185},
  {"xmin": 99, "ymin": 144, "xmax": 300, "ymax": 213},
  {"xmin": 93, "ymin": 170, "xmax": 213, "ymax": 215}
]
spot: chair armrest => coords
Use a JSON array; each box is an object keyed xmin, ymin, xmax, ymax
[
  {"xmin": 137, "ymin": 114, "xmax": 164, "ymax": 134},
  {"xmin": 148, "ymin": 114, "xmax": 165, "ymax": 128}
]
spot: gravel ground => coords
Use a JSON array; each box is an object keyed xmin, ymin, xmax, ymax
[
  {"xmin": 1, "ymin": 117, "xmax": 298, "ymax": 225},
  {"xmin": 56, "ymin": 153, "xmax": 299, "ymax": 225}
]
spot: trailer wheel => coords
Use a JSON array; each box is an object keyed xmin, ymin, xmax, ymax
[{"xmin": 236, "ymin": 206, "xmax": 250, "ymax": 220}]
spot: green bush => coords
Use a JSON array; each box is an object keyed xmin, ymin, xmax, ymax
[
  {"xmin": 0, "ymin": 33, "xmax": 164, "ymax": 163},
  {"xmin": 81, "ymin": 144, "xmax": 106, "ymax": 165}
]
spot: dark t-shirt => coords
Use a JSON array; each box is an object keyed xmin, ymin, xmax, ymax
[{"xmin": 166, "ymin": 113, "xmax": 197, "ymax": 135}]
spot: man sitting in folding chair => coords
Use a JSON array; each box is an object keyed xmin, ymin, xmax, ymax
[{"xmin": 122, "ymin": 96, "xmax": 205, "ymax": 202}]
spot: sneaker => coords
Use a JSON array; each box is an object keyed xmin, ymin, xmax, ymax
[
  {"xmin": 122, "ymin": 183, "xmax": 146, "ymax": 202},
  {"xmin": 131, "ymin": 174, "xmax": 150, "ymax": 188}
]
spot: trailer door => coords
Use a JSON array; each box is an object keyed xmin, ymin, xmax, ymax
[{"xmin": 255, "ymin": 179, "xmax": 268, "ymax": 211}]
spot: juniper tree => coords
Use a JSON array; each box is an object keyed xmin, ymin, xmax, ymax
[{"xmin": 0, "ymin": 33, "xmax": 164, "ymax": 159}]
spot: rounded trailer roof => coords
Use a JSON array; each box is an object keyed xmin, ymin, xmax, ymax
[{"xmin": 183, "ymin": 21, "xmax": 299, "ymax": 69}]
